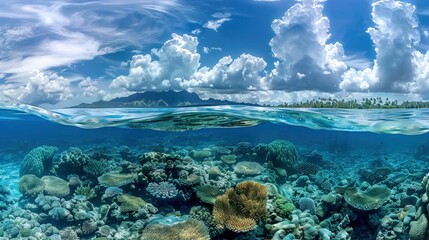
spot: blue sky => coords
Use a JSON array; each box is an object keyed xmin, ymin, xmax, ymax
[{"xmin": 1, "ymin": 0, "xmax": 429, "ymax": 107}]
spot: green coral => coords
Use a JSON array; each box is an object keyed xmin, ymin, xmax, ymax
[
  {"xmin": 18, "ymin": 174, "xmax": 45, "ymax": 196},
  {"xmin": 74, "ymin": 185, "xmax": 96, "ymax": 200},
  {"xmin": 272, "ymin": 194, "xmax": 295, "ymax": 219},
  {"xmin": 266, "ymin": 140, "xmax": 297, "ymax": 169},
  {"xmin": 20, "ymin": 145, "xmax": 58, "ymax": 177}
]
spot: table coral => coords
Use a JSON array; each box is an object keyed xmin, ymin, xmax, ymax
[
  {"xmin": 195, "ymin": 185, "xmax": 223, "ymax": 205},
  {"xmin": 42, "ymin": 176, "xmax": 70, "ymax": 197},
  {"xmin": 98, "ymin": 172, "xmax": 136, "ymax": 187},
  {"xmin": 344, "ymin": 185, "xmax": 391, "ymax": 211}
]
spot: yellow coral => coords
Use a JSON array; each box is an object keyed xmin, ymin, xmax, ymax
[
  {"xmin": 141, "ymin": 219, "xmax": 209, "ymax": 240},
  {"xmin": 213, "ymin": 181, "xmax": 267, "ymax": 232}
]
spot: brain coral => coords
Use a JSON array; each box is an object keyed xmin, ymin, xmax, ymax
[
  {"xmin": 141, "ymin": 219, "xmax": 209, "ymax": 240},
  {"xmin": 266, "ymin": 140, "xmax": 297, "ymax": 168},
  {"xmin": 97, "ymin": 172, "xmax": 136, "ymax": 187},
  {"xmin": 42, "ymin": 176, "xmax": 70, "ymax": 197},
  {"xmin": 233, "ymin": 161, "xmax": 265, "ymax": 176},
  {"xmin": 344, "ymin": 185, "xmax": 391, "ymax": 211},
  {"xmin": 19, "ymin": 174, "xmax": 45, "ymax": 196},
  {"xmin": 213, "ymin": 181, "xmax": 268, "ymax": 232},
  {"xmin": 20, "ymin": 145, "xmax": 58, "ymax": 177}
]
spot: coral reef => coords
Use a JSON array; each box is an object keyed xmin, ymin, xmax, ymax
[
  {"xmin": 146, "ymin": 181, "xmax": 178, "ymax": 199},
  {"xmin": 266, "ymin": 140, "xmax": 298, "ymax": 169},
  {"xmin": 234, "ymin": 161, "xmax": 265, "ymax": 176},
  {"xmin": 18, "ymin": 174, "xmax": 45, "ymax": 196},
  {"xmin": 98, "ymin": 172, "xmax": 137, "ymax": 187},
  {"xmin": 190, "ymin": 206, "xmax": 225, "ymax": 237},
  {"xmin": 8, "ymin": 138, "xmax": 429, "ymax": 239},
  {"xmin": 195, "ymin": 185, "xmax": 223, "ymax": 205},
  {"xmin": 343, "ymin": 185, "xmax": 391, "ymax": 211},
  {"xmin": 141, "ymin": 219, "xmax": 210, "ymax": 240},
  {"xmin": 20, "ymin": 145, "xmax": 58, "ymax": 177},
  {"xmin": 213, "ymin": 181, "xmax": 268, "ymax": 232},
  {"xmin": 74, "ymin": 185, "xmax": 96, "ymax": 200},
  {"xmin": 42, "ymin": 175, "xmax": 70, "ymax": 197}
]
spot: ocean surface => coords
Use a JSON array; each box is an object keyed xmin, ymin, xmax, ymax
[{"xmin": 0, "ymin": 104, "xmax": 428, "ymax": 239}]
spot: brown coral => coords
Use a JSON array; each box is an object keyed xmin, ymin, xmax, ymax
[
  {"xmin": 141, "ymin": 219, "xmax": 209, "ymax": 240},
  {"xmin": 213, "ymin": 181, "xmax": 268, "ymax": 232}
]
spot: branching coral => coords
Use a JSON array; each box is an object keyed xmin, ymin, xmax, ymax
[
  {"xmin": 83, "ymin": 159, "xmax": 110, "ymax": 178},
  {"xmin": 74, "ymin": 185, "xmax": 96, "ymax": 200},
  {"xmin": 56, "ymin": 147, "xmax": 89, "ymax": 177},
  {"xmin": 146, "ymin": 181, "xmax": 178, "ymax": 199},
  {"xmin": 213, "ymin": 181, "xmax": 268, "ymax": 232},
  {"xmin": 141, "ymin": 219, "xmax": 210, "ymax": 240}
]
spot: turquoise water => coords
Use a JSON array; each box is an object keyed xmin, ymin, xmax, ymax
[{"xmin": 0, "ymin": 104, "xmax": 427, "ymax": 239}]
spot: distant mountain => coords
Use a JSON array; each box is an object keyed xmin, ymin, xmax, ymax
[{"xmin": 72, "ymin": 90, "xmax": 258, "ymax": 108}]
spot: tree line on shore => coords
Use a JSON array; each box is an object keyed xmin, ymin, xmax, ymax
[{"xmin": 277, "ymin": 97, "xmax": 429, "ymax": 109}]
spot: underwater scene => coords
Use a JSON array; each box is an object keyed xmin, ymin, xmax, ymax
[
  {"xmin": 1, "ymin": 104, "xmax": 429, "ymax": 240},
  {"xmin": 3, "ymin": 0, "xmax": 429, "ymax": 239}
]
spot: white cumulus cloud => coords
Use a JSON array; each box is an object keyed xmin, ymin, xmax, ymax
[
  {"xmin": 187, "ymin": 54, "xmax": 267, "ymax": 91},
  {"xmin": 340, "ymin": 0, "xmax": 428, "ymax": 94},
  {"xmin": 1, "ymin": 70, "xmax": 72, "ymax": 105},
  {"xmin": 268, "ymin": 0, "xmax": 347, "ymax": 92},
  {"xmin": 110, "ymin": 33, "xmax": 200, "ymax": 91}
]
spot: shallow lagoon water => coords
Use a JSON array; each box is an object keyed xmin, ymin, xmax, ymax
[{"xmin": 0, "ymin": 104, "xmax": 428, "ymax": 239}]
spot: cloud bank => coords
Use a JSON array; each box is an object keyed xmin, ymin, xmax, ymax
[{"xmin": 2, "ymin": 0, "xmax": 429, "ymax": 106}]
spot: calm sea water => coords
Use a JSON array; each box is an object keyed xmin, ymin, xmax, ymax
[{"xmin": 0, "ymin": 104, "xmax": 427, "ymax": 239}]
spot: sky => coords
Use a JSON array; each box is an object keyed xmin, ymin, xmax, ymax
[{"xmin": 1, "ymin": 0, "xmax": 429, "ymax": 107}]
